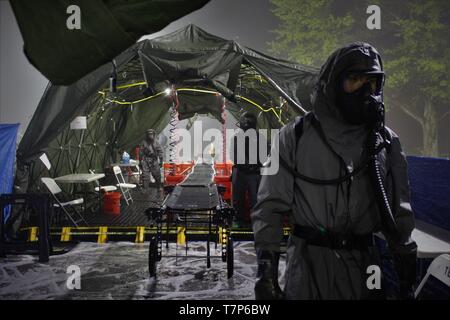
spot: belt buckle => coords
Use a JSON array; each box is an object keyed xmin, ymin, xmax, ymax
[{"xmin": 334, "ymin": 234, "xmax": 350, "ymax": 250}]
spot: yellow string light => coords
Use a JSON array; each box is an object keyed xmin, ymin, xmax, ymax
[
  {"xmin": 97, "ymin": 86, "xmax": 284, "ymax": 124},
  {"xmin": 236, "ymin": 95, "xmax": 284, "ymax": 123},
  {"xmin": 97, "ymin": 90, "xmax": 164, "ymax": 105}
]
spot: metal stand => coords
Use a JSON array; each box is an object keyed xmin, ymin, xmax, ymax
[
  {"xmin": 145, "ymin": 187, "xmax": 235, "ymax": 279},
  {"xmin": 0, "ymin": 194, "xmax": 51, "ymax": 262}
]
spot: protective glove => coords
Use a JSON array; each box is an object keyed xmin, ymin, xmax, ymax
[
  {"xmin": 391, "ymin": 241, "xmax": 418, "ymax": 300},
  {"xmin": 254, "ymin": 250, "xmax": 284, "ymax": 300}
]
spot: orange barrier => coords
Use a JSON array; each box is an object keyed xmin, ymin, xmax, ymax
[
  {"xmin": 165, "ymin": 174, "xmax": 185, "ymax": 185},
  {"xmin": 214, "ymin": 162, "xmax": 233, "ymax": 201},
  {"xmin": 163, "ymin": 162, "xmax": 194, "ymax": 185},
  {"xmin": 162, "ymin": 162, "xmax": 234, "ymax": 201},
  {"xmin": 214, "ymin": 162, "xmax": 233, "ymax": 176}
]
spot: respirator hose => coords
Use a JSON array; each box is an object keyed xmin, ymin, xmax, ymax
[{"xmin": 367, "ymin": 129, "xmax": 398, "ymax": 240}]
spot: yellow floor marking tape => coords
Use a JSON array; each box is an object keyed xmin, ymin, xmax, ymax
[
  {"xmin": 97, "ymin": 226, "xmax": 108, "ymax": 243},
  {"xmin": 60, "ymin": 227, "xmax": 72, "ymax": 242},
  {"xmin": 135, "ymin": 226, "xmax": 145, "ymax": 243},
  {"xmin": 177, "ymin": 226, "xmax": 186, "ymax": 245},
  {"xmin": 29, "ymin": 227, "xmax": 38, "ymax": 242}
]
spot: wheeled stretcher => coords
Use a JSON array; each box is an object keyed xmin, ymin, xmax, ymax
[{"xmin": 145, "ymin": 162, "xmax": 235, "ymax": 278}]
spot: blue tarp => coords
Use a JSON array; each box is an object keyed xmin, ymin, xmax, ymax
[
  {"xmin": 407, "ymin": 156, "xmax": 450, "ymax": 231},
  {"xmin": 0, "ymin": 124, "xmax": 19, "ymax": 221}
]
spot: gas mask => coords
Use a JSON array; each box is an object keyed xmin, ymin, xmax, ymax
[
  {"xmin": 146, "ymin": 130, "xmax": 156, "ymax": 142},
  {"xmin": 336, "ymin": 74, "xmax": 385, "ymax": 126}
]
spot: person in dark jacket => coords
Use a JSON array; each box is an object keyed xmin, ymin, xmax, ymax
[
  {"xmin": 232, "ymin": 112, "xmax": 264, "ymax": 228},
  {"xmin": 252, "ymin": 42, "xmax": 417, "ymax": 300}
]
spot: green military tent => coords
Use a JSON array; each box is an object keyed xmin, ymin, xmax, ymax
[
  {"xmin": 10, "ymin": 0, "xmax": 211, "ymax": 85},
  {"xmin": 16, "ymin": 24, "xmax": 318, "ymax": 191}
]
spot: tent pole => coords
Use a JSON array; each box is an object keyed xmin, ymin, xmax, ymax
[
  {"xmin": 247, "ymin": 63, "xmax": 307, "ymax": 115},
  {"xmin": 74, "ymin": 129, "xmax": 85, "ymax": 173}
]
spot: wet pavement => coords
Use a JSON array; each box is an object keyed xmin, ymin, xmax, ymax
[{"xmin": 0, "ymin": 241, "xmax": 286, "ymax": 300}]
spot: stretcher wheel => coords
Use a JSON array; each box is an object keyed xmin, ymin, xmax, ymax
[
  {"xmin": 148, "ymin": 236, "xmax": 158, "ymax": 277},
  {"xmin": 227, "ymin": 236, "xmax": 234, "ymax": 279}
]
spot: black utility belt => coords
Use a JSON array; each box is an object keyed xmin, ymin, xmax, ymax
[
  {"xmin": 292, "ymin": 224, "xmax": 374, "ymax": 250},
  {"xmin": 233, "ymin": 165, "xmax": 261, "ymax": 172}
]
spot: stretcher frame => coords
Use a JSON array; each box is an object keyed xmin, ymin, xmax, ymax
[{"xmin": 145, "ymin": 163, "xmax": 235, "ymax": 279}]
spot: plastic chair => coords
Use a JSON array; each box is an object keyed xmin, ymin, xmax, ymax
[
  {"xmin": 88, "ymin": 170, "xmax": 117, "ymax": 212},
  {"xmin": 129, "ymin": 165, "xmax": 145, "ymax": 186},
  {"xmin": 89, "ymin": 170, "xmax": 117, "ymax": 193},
  {"xmin": 414, "ymin": 254, "xmax": 450, "ymax": 299},
  {"xmin": 113, "ymin": 166, "xmax": 136, "ymax": 205},
  {"xmin": 40, "ymin": 177, "xmax": 88, "ymax": 227}
]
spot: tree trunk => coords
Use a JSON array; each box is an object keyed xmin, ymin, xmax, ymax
[{"xmin": 422, "ymin": 100, "xmax": 439, "ymax": 157}]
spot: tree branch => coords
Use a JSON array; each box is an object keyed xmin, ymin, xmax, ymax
[
  {"xmin": 398, "ymin": 104, "xmax": 424, "ymax": 127},
  {"xmin": 382, "ymin": 4, "xmax": 402, "ymax": 22},
  {"xmin": 439, "ymin": 110, "xmax": 450, "ymax": 122}
]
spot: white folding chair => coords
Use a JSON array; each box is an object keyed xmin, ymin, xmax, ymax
[
  {"xmin": 41, "ymin": 177, "xmax": 87, "ymax": 227},
  {"xmin": 113, "ymin": 166, "xmax": 136, "ymax": 205},
  {"xmin": 414, "ymin": 254, "xmax": 450, "ymax": 299},
  {"xmin": 88, "ymin": 170, "xmax": 117, "ymax": 212},
  {"xmin": 89, "ymin": 170, "xmax": 117, "ymax": 193},
  {"xmin": 127, "ymin": 165, "xmax": 145, "ymax": 186},
  {"xmin": 135, "ymin": 164, "xmax": 145, "ymax": 181}
]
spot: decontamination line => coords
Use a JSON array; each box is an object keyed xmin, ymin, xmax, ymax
[{"xmin": 20, "ymin": 226, "xmax": 291, "ymax": 244}]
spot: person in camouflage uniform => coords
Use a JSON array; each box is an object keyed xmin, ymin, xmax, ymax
[{"xmin": 140, "ymin": 129, "xmax": 163, "ymax": 190}]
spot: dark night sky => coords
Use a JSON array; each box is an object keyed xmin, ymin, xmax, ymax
[{"xmin": 0, "ymin": 0, "xmax": 448, "ymax": 156}]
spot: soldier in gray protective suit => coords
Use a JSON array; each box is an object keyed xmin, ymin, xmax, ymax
[
  {"xmin": 252, "ymin": 42, "xmax": 417, "ymax": 300},
  {"xmin": 140, "ymin": 129, "xmax": 163, "ymax": 190}
]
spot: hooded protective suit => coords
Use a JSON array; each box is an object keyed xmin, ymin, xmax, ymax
[
  {"xmin": 140, "ymin": 130, "xmax": 164, "ymax": 189},
  {"xmin": 252, "ymin": 42, "xmax": 416, "ymax": 300}
]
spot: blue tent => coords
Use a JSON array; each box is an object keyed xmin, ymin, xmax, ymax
[
  {"xmin": 407, "ymin": 156, "xmax": 450, "ymax": 231},
  {"xmin": 0, "ymin": 124, "xmax": 19, "ymax": 221}
]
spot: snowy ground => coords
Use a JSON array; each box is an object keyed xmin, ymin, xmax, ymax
[{"xmin": 0, "ymin": 241, "xmax": 286, "ymax": 300}]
